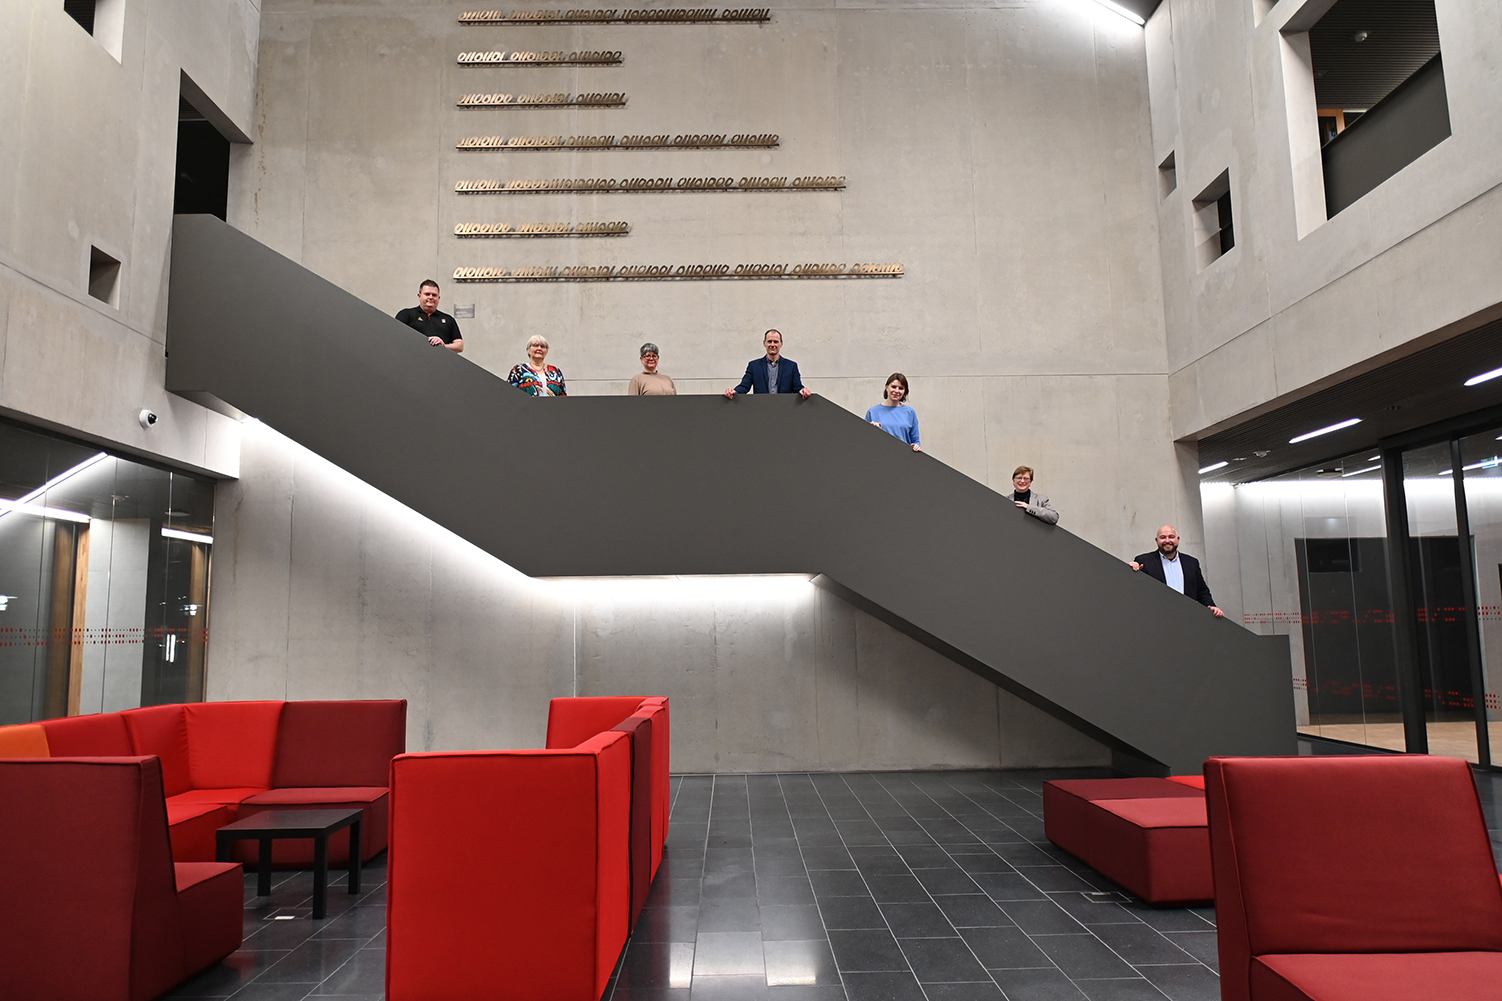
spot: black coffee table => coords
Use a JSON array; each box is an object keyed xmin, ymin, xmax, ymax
[{"xmin": 216, "ymin": 808, "xmax": 362, "ymax": 919}]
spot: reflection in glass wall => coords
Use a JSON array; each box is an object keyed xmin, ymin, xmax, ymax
[
  {"xmin": 0, "ymin": 421, "xmax": 215, "ymax": 725},
  {"xmin": 1403, "ymin": 443, "xmax": 1477, "ymax": 762},
  {"xmin": 1213, "ymin": 449, "xmax": 1403, "ymax": 751},
  {"xmin": 1460, "ymin": 428, "xmax": 1502, "ymax": 755}
]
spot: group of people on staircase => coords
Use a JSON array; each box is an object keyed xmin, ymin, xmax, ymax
[{"xmin": 396, "ymin": 282, "xmax": 1223, "ymax": 618}]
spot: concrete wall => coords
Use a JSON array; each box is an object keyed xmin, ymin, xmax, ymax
[
  {"xmin": 208, "ymin": 420, "xmax": 1110, "ymax": 771},
  {"xmin": 237, "ymin": 0, "xmax": 1192, "ymax": 563},
  {"xmin": 0, "ymin": 0, "xmax": 253, "ymax": 475},
  {"xmin": 1147, "ymin": 0, "xmax": 1502, "ymax": 441}
]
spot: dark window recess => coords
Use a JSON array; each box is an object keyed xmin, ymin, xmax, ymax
[
  {"xmin": 1191, "ymin": 170, "xmax": 1234, "ymax": 269},
  {"xmin": 1309, "ymin": 0, "xmax": 1448, "ymax": 216},
  {"xmin": 63, "ymin": 0, "xmax": 95, "ymax": 34},
  {"xmin": 1215, "ymin": 191, "xmax": 1234, "ymax": 254},
  {"xmin": 1158, "ymin": 151, "xmax": 1177, "ymax": 199},
  {"xmin": 88, "ymin": 246, "xmax": 120, "ymax": 306},
  {"xmin": 174, "ymin": 97, "xmax": 231, "ymax": 220}
]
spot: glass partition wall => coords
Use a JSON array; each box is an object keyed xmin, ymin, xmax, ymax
[
  {"xmin": 0, "ymin": 421, "xmax": 215, "ymax": 725},
  {"xmin": 1219, "ymin": 412, "xmax": 1502, "ymax": 766}
]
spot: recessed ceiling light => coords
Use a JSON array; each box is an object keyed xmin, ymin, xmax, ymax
[
  {"xmin": 1289, "ymin": 418, "xmax": 1361, "ymax": 444},
  {"xmin": 1465, "ymin": 366, "xmax": 1502, "ymax": 387},
  {"xmin": 1199, "ymin": 461, "xmax": 1228, "ymax": 474},
  {"xmin": 1341, "ymin": 465, "xmax": 1381, "ymax": 477},
  {"xmin": 1087, "ymin": 0, "xmax": 1145, "ymax": 26}
]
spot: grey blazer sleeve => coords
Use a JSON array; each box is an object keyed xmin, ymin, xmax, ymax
[{"xmin": 1024, "ymin": 493, "xmax": 1060, "ymax": 525}]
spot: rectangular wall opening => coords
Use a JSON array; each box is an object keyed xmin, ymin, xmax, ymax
[
  {"xmin": 1158, "ymin": 151, "xmax": 1177, "ymax": 199},
  {"xmin": 62, "ymin": 0, "xmax": 123, "ymax": 61},
  {"xmin": 1191, "ymin": 170, "xmax": 1234, "ymax": 271},
  {"xmin": 1306, "ymin": 0, "xmax": 1449, "ymax": 217},
  {"xmin": 87, "ymin": 247, "xmax": 120, "ymax": 307},
  {"xmin": 174, "ymin": 96, "xmax": 232, "ymax": 221}
]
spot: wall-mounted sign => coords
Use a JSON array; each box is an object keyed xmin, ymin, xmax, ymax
[
  {"xmin": 457, "ymin": 133, "xmax": 780, "ymax": 150},
  {"xmin": 452, "ymin": 262, "xmax": 903, "ymax": 281},
  {"xmin": 458, "ymin": 92, "xmax": 627, "ymax": 107},
  {"xmin": 459, "ymin": 9, "xmax": 771, "ymax": 24},
  {"xmin": 458, "ymin": 50, "xmax": 622, "ymax": 65},
  {"xmin": 455, "ymin": 222, "xmax": 630, "ymax": 236},
  {"xmin": 455, "ymin": 176, "xmax": 845, "ymax": 192}
]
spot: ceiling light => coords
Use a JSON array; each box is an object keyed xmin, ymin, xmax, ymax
[
  {"xmin": 1465, "ymin": 366, "xmax": 1502, "ymax": 387},
  {"xmin": 1087, "ymin": 0, "xmax": 1145, "ymax": 26},
  {"xmin": 162, "ymin": 527, "xmax": 214, "ymax": 545},
  {"xmin": 1289, "ymin": 418, "xmax": 1361, "ymax": 444},
  {"xmin": 1367, "ymin": 455, "xmax": 1380, "ymax": 461},
  {"xmin": 1460, "ymin": 457, "xmax": 1502, "ymax": 473},
  {"xmin": 1341, "ymin": 465, "xmax": 1381, "ymax": 477},
  {"xmin": 0, "ymin": 452, "xmax": 108, "ymax": 524},
  {"xmin": 0, "ymin": 500, "xmax": 92, "ymax": 523},
  {"xmin": 1199, "ymin": 461, "xmax": 1228, "ymax": 474}
]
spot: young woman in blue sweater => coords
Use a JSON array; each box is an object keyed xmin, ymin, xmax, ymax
[{"xmin": 865, "ymin": 373, "xmax": 922, "ymax": 451}]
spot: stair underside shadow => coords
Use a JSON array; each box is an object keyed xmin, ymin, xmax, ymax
[{"xmin": 165, "ymin": 215, "xmax": 1295, "ymax": 774}]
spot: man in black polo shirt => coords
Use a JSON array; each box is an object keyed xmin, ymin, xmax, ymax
[{"xmin": 395, "ymin": 280, "xmax": 464, "ymax": 353}]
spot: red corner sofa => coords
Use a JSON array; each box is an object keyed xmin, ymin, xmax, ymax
[
  {"xmin": 1206, "ymin": 754, "xmax": 1502, "ymax": 1001},
  {"xmin": 0, "ymin": 699, "xmax": 406, "ymax": 865},
  {"xmin": 388, "ymin": 695, "xmax": 669, "ymax": 1001},
  {"xmin": 1043, "ymin": 774, "xmax": 1211, "ymax": 904},
  {"xmin": 0, "ymin": 756, "xmax": 244, "ymax": 1001}
]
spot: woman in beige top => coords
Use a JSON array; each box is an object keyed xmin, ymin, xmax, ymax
[{"xmin": 627, "ymin": 342, "xmax": 677, "ymax": 395}]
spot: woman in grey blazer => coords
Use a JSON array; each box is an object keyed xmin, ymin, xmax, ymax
[{"xmin": 1007, "ymin": 466, "xmax": 1059, "ymax": 524}]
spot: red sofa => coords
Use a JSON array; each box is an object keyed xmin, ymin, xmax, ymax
[
  {"xmin": 1206, "ymin": 754, "xmax": 1502, "ymax": 1001},
  {"xmin": 0, "ymin": 756, "xmax": 244, "ymax": 1001},
  {"xmin": 387, "ymin": 731, "xmax": 633, "ymax": 1001},
  {"xmin": 0, "ymin": 699, "xmax": 405, "ymax": 865},
  {"xmin": 1043, "ymin": 775, "xmax": 1212, "ymax": 904}
]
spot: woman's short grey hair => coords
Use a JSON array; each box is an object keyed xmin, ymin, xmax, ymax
[
  {"xmin": 640, "ymin": 342, "xmax": 660, "ymax": 357},
  {"xmin": 526, "ymin": 334, "xmax": 550, "ymax": 350}
]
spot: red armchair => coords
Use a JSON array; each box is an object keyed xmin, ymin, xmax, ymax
[
  {"xmin": 0, "ymin": 756, "xmax": 243, "ymax": 1001},
  {"xmin": 1206, "ymin": 754, "xmax": 1502, "ymax": 1001},
  {"xmin": 386, "ymin": 731, "xmax": 633, "ymax": 1001}
]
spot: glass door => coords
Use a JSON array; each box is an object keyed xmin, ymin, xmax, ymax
[{"xmin": 1459, "ymin": 429, "xmax": 1502, "ymax": 762}]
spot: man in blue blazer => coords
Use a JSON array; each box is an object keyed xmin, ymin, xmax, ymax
[
  {"xmin": 1130, "ymin": 525, "xmax": 1225, "ymax": 618},
  {"xmin": 723, "ymin": 329, "xmax": 812, "ymax": 399}
]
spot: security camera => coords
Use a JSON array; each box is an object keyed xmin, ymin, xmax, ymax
[{"xmin": 138, "ymin": 409, "xmax": 159, "ymax": 429}]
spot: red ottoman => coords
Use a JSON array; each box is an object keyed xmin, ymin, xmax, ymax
[{"xmin": 1044, "ymin": 777, "xmax": 1212, "ymax": 905}]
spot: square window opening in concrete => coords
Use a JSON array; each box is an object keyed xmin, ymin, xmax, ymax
[
  {"xmin": 1158, "ymin": 151, "xmax": 1177, "ymax": 200},
  {"xmin": 88, "ymin": 246, "xmax": 120, "ymax": 307},
  {"xmin": 1300, "ymin": 0, "xmax": 1449, "ymax": 218},
  {"xmin": 63, "ymin": 0, "xmax": 124, "ymax": 61},
  {"xmin": 1191, "ymin": 171, "xmax": 1234, "ymax": 272}
]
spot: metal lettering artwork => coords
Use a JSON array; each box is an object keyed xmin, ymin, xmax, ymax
[
  {"xmin": 458, "ymin": 93, "xmax": 627, "ymax": 107},
  {"xmin": 454, "ymin": 222, "xmax": 630, "ymax": 236},
  {"xmin": 459, "ymin": 9, "xmax": 771, "ymax": 24},
  {"xmin": 455, "ymin": 176, "xmax": 846, "ymax": 192},
  {"xmin": 457, "ymin": 133, "xmax": 780, "ymax": 150},
  {"xmin": 452, "ymin": 262, "xmax": 903, "ymax": 281},
  {"xmin": 458, "ymin": 50, "xmax": 623, "ymax": 64}
]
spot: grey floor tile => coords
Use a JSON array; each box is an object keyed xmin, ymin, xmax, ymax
[
  {"xmin": 763, "ymin": 939, "xmax": 841, "ymax": 986},
  {"xmin": 892, "ymin": 845, "xmax": 952, "ymax": 868},
  {"xmin": 1014, "ymin": 867, "xmax": 1102, "ymax": 894},
  {"xmin": 819, "ymin": 895, "xmax": 887, "ymax": 930},
  {"xmin": 998, "ymin": 900, "xmax": 1086, "ymax": 936},
  {"xmin": 921, "ymin": 984, "xmax": 1006, "ymax": 1001},
  {"xmin": 913, "ymin": 868, "xmax": 984, "ymax": 896},
  {"xmin": 878, "ymin": 901, "xmax": 956, "ymax": 938},
  {"xmin": 1043, "ymin": 894, "xmax": 1140, "ymax": 926},
  {"xmin": 972, "ymin": 872, "xmax": 1048, "ymax": 901},
  {"xmin": 1072, "ymin": 979, "xmax": 1171, "ymax": 1001},
  {"xmin": 693, "ymin": 932, "xmax": 766, "ymax": 977},
  {"xmin": 697, "ymin": 896, "xmax": 762, "ymax": 932},
  {"xmin": 309, "ymin": 947, "xmax": 385, "ymax": 996},
  {"xmin": 257, "ymin": 937, "xmax": 364, "ymax": 985},
  {"xmin": 896, "ymin": 936, "xmax": 990, "ymax": 983},
  {"xmin": 633, "ymin": 905, "xmax": 700, "ymax": 944},
  {"xmin": 1134, "ymin": 964, "xmax": 1222, "ymax": 1001},
  {"xmin": 958, "ymin": 927, "xmax": 1052, "ymax": 970},
  {"xmin": 759, "ymin": 876, "xmax": 819, "ymax": 905},
  {"xmin": 160, "ymin": 949, "xmax": 288, "ymax": 997},
  {"xmin": 840, "ymin": 971, "xmax": 927, "ymax": 1001},
  {"xmin": 1126, "ymin": 908, "xmax": 1216, "ymax": 934},
  {"xmin": 1030, "ymin": 935, "xmax": 1137, "ymax": 979},
  {"xmin": 865, "ymin": 874, "xmax": 931, "ymax": 903},
  {"xmin": 1088, "ymin": 924, "xmax": 1198, "ymax": 966},
  {"xmin": 809, "ymin": 869, "xmax": 871, "ymax": 897},
  {"xmin": 617, "ymin": 942, "xmax": 695, "ymax": 990},
  {"xmin": 951, "ymin": 853, "xmax": 1015, "ymax": 874},
  {"xmin": 933, "ymin": 895, "xmax": 1013, "ymax": 928},
  {"xmin": 1160, "ymin": 931, "xmax": 1218, "ymax": 972},
  {"xmin": 686, "ymin": 975, "xmax": 770, "ymax": 1000},
  {"xmin": 828, "ymin": 929, "xmax": 910, "ymax": 972},
  {"xmin": 219, "ymin": 985, "xmax": 325, "ymax": 1001},
  {"xmin": 756, "ymin": 856, "xmax": 810, "ymax": 880},
  {"xmin": 988, "ymin": 968, "xmax": 1089, "ymax": 1001},
  {"xmin": 765, "ymin": 988, "xmax": 847, "ymax": 1001},
  {"xmin": 760, "ymin": 903, "xmax": 827, "ymax": 941},
  {"xmin": 801, "ymin": 847, "xmax": 856, "ymax": 870}
]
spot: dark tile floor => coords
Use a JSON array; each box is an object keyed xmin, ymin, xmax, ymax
[{"xmin": 161, "ymin": 762, "xmax": 1502, "ymax": 1001}]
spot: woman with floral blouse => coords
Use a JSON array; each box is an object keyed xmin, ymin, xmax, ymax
[{"xmin": 508, "ymin": 335, "xmax": 566, "ymax": 396}]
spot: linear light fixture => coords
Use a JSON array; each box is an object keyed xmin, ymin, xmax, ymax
[
  {"xmin": 1341, "ymin": 465, "xmax": 1382, "ymax": 477},
  {"xmin": 1289, "ymin": 418, "xmax": 1361, "ymax": 444},
  {"xmin": 0, "ymin": 451, "xmax": 108, "ymax": 524},
  {"xmin": 1199, "ymin": 461, "xmax": 1228, "ymax": 474},
  {"xmin": 162, "ymin": 527, "xmax": 214, "ymax": 545},
  {"xmin": 1465, "ymin": 366, "xmax": 1502, "ymax": 387},
  {"xmin": 1460, "ymin": 457, "xmax": 1502, "ymax": 473},
  {"xmin": 1087, "ymin": 0, "xmax": 1146, "ymax": 25}
]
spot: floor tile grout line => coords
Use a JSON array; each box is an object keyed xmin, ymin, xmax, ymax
[{"xmin": 769, "ymin": 771, "xmax": 849, "ymax": 995}]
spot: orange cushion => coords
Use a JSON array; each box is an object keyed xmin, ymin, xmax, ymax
[
  {"xmin": 185, "ymin": 702, "xmax": 284, "ymax": 789},
  {"xmin": 38, "ymin": 712, "xmax": 132, "ymax": 756},
  {"xmin": 1167, "ymin": 774, "xmax": 1205, "ymax": 790},
  {"xmin": 0, "ymin": 724, "xmax": 50, "ymax": 757}
]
